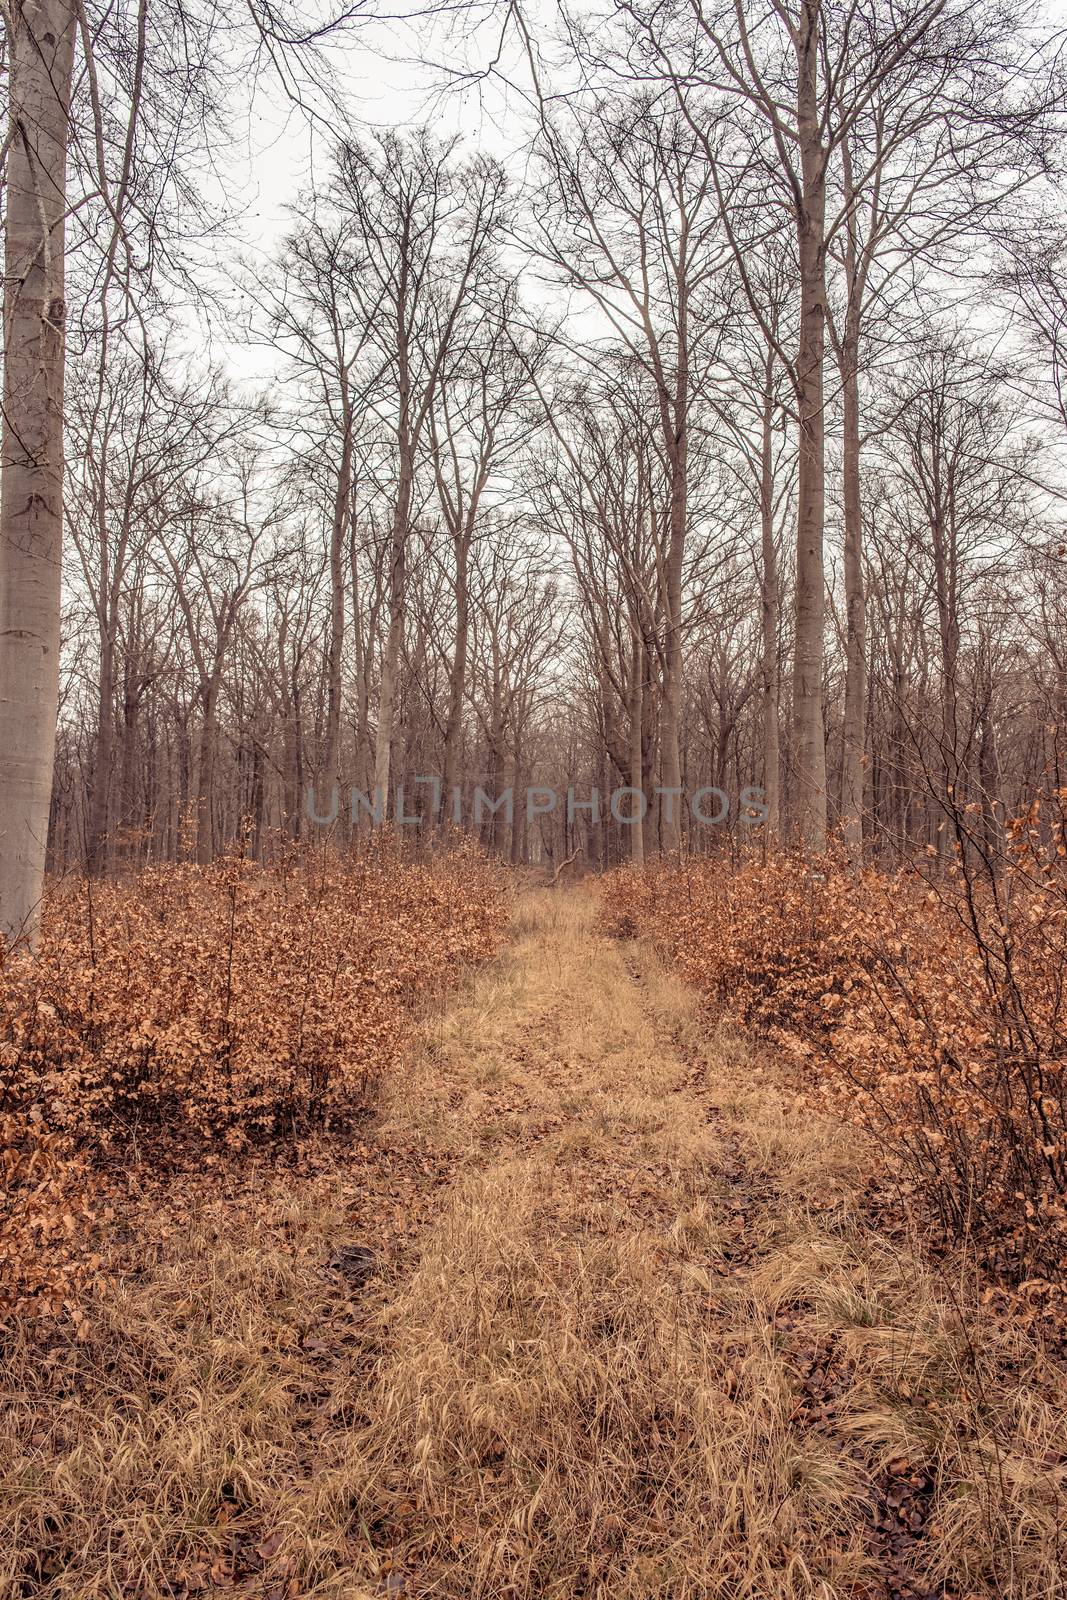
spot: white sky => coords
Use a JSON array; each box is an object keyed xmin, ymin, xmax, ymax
[
  {"xmin": 199, "ymin": 5, "xmax": 545, "ymax": 385},
  {"xmin": 196, "ymin": 0, "xmax": 1067, "ymax": 427}
]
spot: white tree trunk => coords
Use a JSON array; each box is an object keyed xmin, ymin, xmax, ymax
[{"xmin": 0, "ymin": 1, "xmax": 77, "ymax": 946}]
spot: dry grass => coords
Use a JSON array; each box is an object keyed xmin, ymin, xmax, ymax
[{"xmin": 2, "ymin": 887, "xmax": 1065, "ymax": 1598}]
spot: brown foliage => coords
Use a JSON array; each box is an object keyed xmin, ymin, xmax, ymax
[
  {"xmin": 0, "ymin": 843, "xmax": 506, "ymax": 1318},
  {"xmin": 0, "ymin": 1114, "xmax": 91, "ymax": 1320},
  {"xmin": 603, "ymin": 798, "xmax": 1067, "ymax": 1322}
]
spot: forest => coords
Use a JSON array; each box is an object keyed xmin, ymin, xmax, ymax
[{"xmin": 1, "ymin": 0, "xmax": 1067, "ymax": 1596}]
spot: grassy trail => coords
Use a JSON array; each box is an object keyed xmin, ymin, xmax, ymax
[{"xmin": 3, "ymin": 888, "xmax": 1062, "ymax": 1599}]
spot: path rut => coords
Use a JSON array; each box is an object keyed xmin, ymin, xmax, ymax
[{"xmin": 307, "ymin": 888, "xmax": 960, "ymax": 1600}]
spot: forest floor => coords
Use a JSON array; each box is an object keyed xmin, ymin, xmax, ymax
[{"xmin": 3, "ymin": 888, "xmax": 1065, "ymax": 1599}]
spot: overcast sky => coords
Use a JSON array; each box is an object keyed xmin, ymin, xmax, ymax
[
  {"xmin": 198, "ymin": 0, "xmax": 1067, "ymax": 424},
  {"xmin": 200, "ymin": 2, "xmax": 547, "ymax": 386}
]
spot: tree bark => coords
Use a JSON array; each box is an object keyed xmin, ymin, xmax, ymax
[
  {"xmin": 441, "ymin": 532, "xmax": 469, "ymax": 823},
  {"xmin": 838, "ymin": 144, "xmax": 867, "ymax": 864},
  {"xmin": 373, "ymin": 270, "xmax": 414, "ymax": 809},
  {"xmin": 932, "ymin": 508, "xmax": 960, "ymax": 871},
  {"xmin": 0, "ymin": 0, "xmax": 78, "ymax": 945},
  {"xmin": 323, "ymin": 412, "xmax": 352, "ymax": 790},
  {"xmin": 839, "ymin": 307, "xmax": 866, "ymax": 861},
  {"xmin": 374, "ymin": 512, "xmax": 407, "ymax": 808},
  {"xmin": 658, "ymin": 314, "xmax": 688, "ymax": 852},
  {"xmin": 87, "ymin": 635, "xmax": 116, "ymax": 874},
  {"xmin": 759, "ymin": 360, "xmax": 781, "ymax": 842},
  {"xmin": 119, "ymin": 666, "xmax": 144, "ymax": 863},
  {"xmin": 791, "ymin": 0, "xmax": 829, "ymax": 854},
  {"xmin": 195, "ymin": 674, "xmax": 221, "ymax": 865},
  {"xmin": 629, "ymin": 627, "xmax": 645, "ymax": 865}
]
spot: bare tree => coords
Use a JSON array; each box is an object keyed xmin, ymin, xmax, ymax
[
  {"xmin": 0, "ymin": 0, "xmax": 356, "ymax": 942},
  {"xmin": 317, "ymin": 131, "xmax": 510, "ymax": 805},
  {"xmin": 429, "ymin": 283, "xmax": 539, "ymax": 821},
  {"xmin": 0, "ymin": 2, "xmax": 78, "ymax": 943},
  {"xmin": 531, "ymin": 93, "xmax": 731, "ymax": 848}
]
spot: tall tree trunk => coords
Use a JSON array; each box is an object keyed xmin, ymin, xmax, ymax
[
  {"xmin": 509, "ymin": 745, "xmax": 523, "ymax": 865},
  {"xmin": 759, "ymin": 362, "xmax": 781, "ymax": 842},
  {"xmin": 195, "ymin": 680, "xmax": 220, "ymax": 865},
  {"xmin": 374, "ymin": 544, "xmax": 405, "ymax": 809},
  {"xmin": 659, "ymin": 400, "xmax": 687, "ymax": 851},
  {"xmin": 888, "ymin": 633, "xmax": 908, "ymax": 855},
  {"xmin": 119, "ymin": 675, "xmax": 142, "ymax": 865},
  {"xmin": 323, "ymin": 418, "xmax": 352, "ymax": 789},
  {"xmin": 281, "ymin": 700, "xmax": 300, "ymax": 839},
  {"xmin": 933, "ymin": 515, "xmax": 960, "ymax": 872},
  {"xmin": 250, "ymin": 733, "xmax": 265, "ymax": 863},
  {"xmin": 349, "ymin": 526, "xmax": 375, "ymax": 807},
  {"xmin": 839, "ymin": 312, "xmax": 866, "ymax": 861},
  {"xmin": 374, "ymin": 355, "xmax": 413, "ymax": 807},
  {"xmin": 629, "ymin": 627, "xmax": 645, "ymax": 865},
  {"xmin": 791, "ymin": 0, "xmax": 829, "ymax": 853},
  {"xmin": 0, "ymin": 0, "xmax": 77, "ymax": 945},
  {"xmin": 441, "ymin": 533, "xmax": 469, "ymax": 823},
  {"xmin": 87, "ymin": 636, "xmax": 115, "ymax": 875},
  {"xmin": 976, "ymin": 654, "xmax": 1000, "ymax": 862},
  {"xmin": 839, "ymin": 148, "xmax": 867, "ymax": 863}
]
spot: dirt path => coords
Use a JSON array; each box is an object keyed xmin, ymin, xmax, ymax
[
  {"xmin": 4, "ymin": 888, "xmax": 1060, "ymax": 1600},
  {"xmin": 321, "ymin": 887, "xmax": 1046, "ymax": 1600}
]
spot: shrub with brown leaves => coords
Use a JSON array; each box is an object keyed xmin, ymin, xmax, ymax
[
  {"xmin": 0, "ymin": 1113, "xmax": 92, "ymax": 1320},
  {"xmin": 603, "ymin": 798, "xmax": 1067, "ymax": 1325},
  {"xmin": 0, "ymin": 842, "xmax": 507, "ymax": 1317}
]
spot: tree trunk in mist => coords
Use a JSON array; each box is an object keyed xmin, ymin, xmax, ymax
[
  {"xmin": 250, "ymin": 733, "xmax": 265, "ymax": 862},
  {"xmin": 374, "ymin": 522, "xmax": 406, "ymax": 809},
  {"xmin": 509, "ymin": 744, "xmax": 524, "ymax": 864},
  {"xmin": 887, "ymin": 627, "xmax": 908, "ymax": 853},
  {"xmin": 374, "ymin": 313, "xmax": 414, "ymax": 809},
  {"xmin": 0, "ymin": 1, "xmax": 77, "ymax": 945},
  {"xmin": 977, "ymin": 655, "xmax": 1001, "ymax": 861},
  {"xmin": 791, "ymin": 0, "xmax": 829, "ymax": 854},
  {"xmin": 441, "ymin": 535, "xmax": 469, "ymax": 824},
  {"xmin": 119, "ymin": 676, "xmax": 143, "ymax": 862},
  {"xmin": 658, "ymin": 383, "xmax": 688, "ymax": 853},
  {"xmin": 87, "ymin": 638, "xmax": 116, "ymax": 875},
  {"xmin": 349, "ymin": 556, "xmax": 367, "ymax": 791},
  {"xmin": 195, "ymin": 679, "xmax": 221, "ymax": 865},
  {"xmin": 323, "ymin": 420, "xmax": 352, "ymax": 789},
  {"xmin": 629, "ymin": 628, "xmax": 645, "ymax": 865},
  {"xmin": 838, "ymin": 164, "xmax": 867, "ymax": 863},
  {"xmin": 283, "ymin": 697, "xmax": 303, "ymax": 839},
  {"xmin": 932, "ymin": 510, "xmax": 960, "ymax": 870},
  {"xmin": 759, "ymin": 364, "xmax": 781, "ymax": 842},
  {"xmin": 660, "ymin": 495, "xmax": 685, "ymax": 850},
  {"xmin": 839, "ymin": 321, "xmax": 866, "ymax": 861}
]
